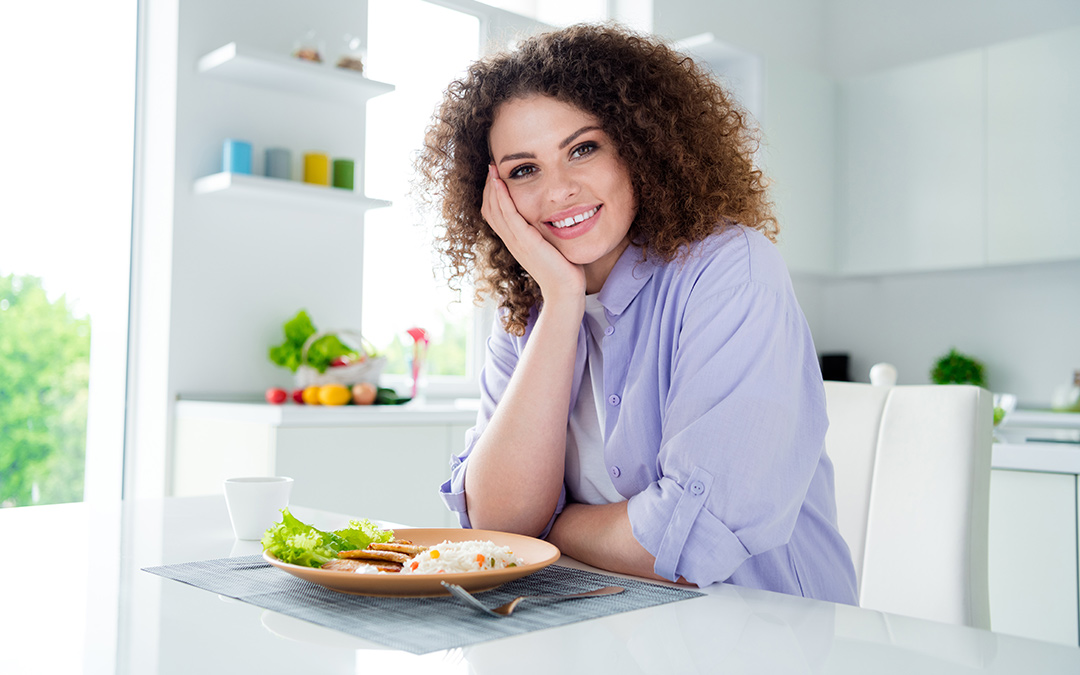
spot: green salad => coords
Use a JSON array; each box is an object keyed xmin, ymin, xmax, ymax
[{"xmin": 261, "ymin": 508, "xmax": 392, "ymax": 568}]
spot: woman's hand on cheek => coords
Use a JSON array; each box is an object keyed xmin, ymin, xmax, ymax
[{"xmin": 483, "ymin": 165, "xmax": 585, "ymax": 302}]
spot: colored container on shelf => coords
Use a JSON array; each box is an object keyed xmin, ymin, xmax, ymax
[
  {"xmin": 303, "ymin": 152, "xmax": 330, "ymax": 185},
  {"xmin": 332, "ymin": 158, "xmax": 354, "ymax": 190},
  {"xmin": 222, "ymin": 139, "xmax": 252, "ymax": 174},
  {"xmin": 265, "ymin": 147, "xmax": 291, "ymax": 179}
]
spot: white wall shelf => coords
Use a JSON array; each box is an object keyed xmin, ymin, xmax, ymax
[
  {"xmin": 197, "ymin": 42, "xmax": 395, "ymax": 105},
  {"xmin": 193, "ymin": 172, "xmax": 390, "ymax": 215}
]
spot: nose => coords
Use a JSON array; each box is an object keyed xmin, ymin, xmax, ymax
[{"xmin": 546, "ymin": 166, "xmax": 579, "ymax": 203}]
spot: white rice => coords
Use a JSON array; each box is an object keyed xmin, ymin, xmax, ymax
[
  {"xmin": 402, "ymin": 540, "xmax": 524, "ymax": 574},
  {"xmin": 352, "ymin": 563, "xmax": 384, "ymax": 574}
]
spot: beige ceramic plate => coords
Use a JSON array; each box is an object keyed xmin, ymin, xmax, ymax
[{"xmin": 263, "ymin": 527, "xmax": 561, "ymax": 597}]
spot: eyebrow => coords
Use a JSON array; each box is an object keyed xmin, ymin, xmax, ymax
[{"xmin": 496, "ymin": 125, "xmax": 602, "ymax": 165}]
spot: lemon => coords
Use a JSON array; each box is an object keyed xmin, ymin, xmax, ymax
[
  {"xmin": 301, "ymin": 385, "xmax": 322, "ymax": 405},
  {"xmin": 318, "ymin": 384, "xmax": 352, "ymax": 406}
]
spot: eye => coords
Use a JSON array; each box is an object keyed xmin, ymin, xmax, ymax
[
  {"xmin": 570, "ymin": 141, "xmax": 599, "ymax": 159},
  {"xmin": 507, "ymin": 163, "xmax": 537, "ymax": 179}
]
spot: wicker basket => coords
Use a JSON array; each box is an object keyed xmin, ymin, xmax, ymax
[{"xmin": 294, "ymin": 330, "xmax": 387, "ymax": 389}]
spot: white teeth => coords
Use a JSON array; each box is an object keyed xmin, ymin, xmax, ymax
[{"xmin": 551, "ymin": 206, "xmax": 599, "ymax": 228}]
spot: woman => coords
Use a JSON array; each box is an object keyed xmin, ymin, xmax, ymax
[{"xmin": 418, "ymin": 23, "xmax": 857, "ymax": 604}]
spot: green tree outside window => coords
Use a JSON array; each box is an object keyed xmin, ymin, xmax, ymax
[{"xmin": 0, "ymin": 273, "xmax": 90, "ymax": 507}]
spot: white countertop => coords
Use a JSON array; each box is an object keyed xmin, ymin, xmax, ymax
[
  {"xmin": 175, "ymin": 397, "xmax": 480, "ymax": 426},
  {"xmin": 3, "ymin": 495, "xmax": 1077, "ymax": 674},
  {"xmin": 993, "ymin": 409, "xmax": 1080, "ymax": 474},
  {"xmin": 1003, "ymin": 409, "xmax": 1080, "ymax": 430},
  {"xmin": 992, "ymin": 441, "xmax": 1080, "ymax": 475}
]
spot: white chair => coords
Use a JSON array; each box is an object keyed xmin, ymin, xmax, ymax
[{"xmin": 823, "ymin": 372, "xmax": 994, "ymax": 629}]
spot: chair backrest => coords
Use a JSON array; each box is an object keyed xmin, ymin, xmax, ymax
[{"xmin": 823, "ymin": 380, "xmax": 993, "ymax": 629}]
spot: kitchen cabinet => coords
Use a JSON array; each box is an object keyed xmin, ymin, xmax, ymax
[
  {"xmin": 988, "ymin": 467, "xmax": 1079, "ymax": 647},
  {"xmin": 986, "ymin": 25, "xmax": 1080, "ymax": 265},
  {"xmin": 838, "ymin": 50, "xmax": 986, "ymax": 275},
  {"xmin": 675, "ymin": 27, "xmax": 1080, "ymax": 278},
  {"xmin": 172, "ymin": 400, "xmax": 477, "ymax": 528},
  {"xmin": 834, "ymin": 25, "xmax": 1080, "ymax": 276},
  {"xmin": 274, "ymin": 424, "xmax": 468, "ymax": 528}
]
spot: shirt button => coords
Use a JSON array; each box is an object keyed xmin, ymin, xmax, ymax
[
  {"xmin": 610, "ymin": 466, "xmax": 621, "ymax": 478},
  {"xmin": 608, "ymin": 394, "xmax": 621, "ymax": 406},
  {"xmin": 689, "ymin": 480, "xmax": 705, "ymax": 496},
  {"xmin": 604, "ymin": 325, "xmax": 614, "ymax": 336}
]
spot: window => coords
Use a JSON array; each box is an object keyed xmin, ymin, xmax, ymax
[
  {"xmin": 0, "ymin": 1, "xmax": 136, "ymax": 506},
  {"xmin": 363, "ymin": 0, "xmax": 485, "ymax": 395},
  {"xmin": 363, "ymin": 0, "xmax": 614, "ymax": 398}
]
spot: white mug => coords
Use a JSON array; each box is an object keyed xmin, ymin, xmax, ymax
[{"xmin": 224, "ymin": 476, "xmax": 293, "ymax": 540}]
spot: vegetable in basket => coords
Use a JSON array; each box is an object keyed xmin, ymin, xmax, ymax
[{"xmin": 269, "ymin": 310, "xmax": 367, "ymax": 374}]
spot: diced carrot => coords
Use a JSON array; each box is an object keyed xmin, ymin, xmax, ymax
[{"xmin": 411, "ymin": 561, "xmax": 419, "ymax": 570}]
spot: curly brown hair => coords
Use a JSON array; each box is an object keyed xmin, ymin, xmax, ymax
[{"xmin": 416, "ymin": 23, "xmax": 777, "ymax": 336}]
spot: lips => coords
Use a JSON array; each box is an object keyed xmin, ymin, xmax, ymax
[
  {"xmin": 549, "ymin": 205, "xmax": 600, "ymax": 229},
  {"xmin": 543, "ymin": 205, "xmax": 602, "ymax": 240}
]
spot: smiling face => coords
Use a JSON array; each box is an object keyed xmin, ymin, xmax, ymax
[{"xmin": 489, "ymin": 95, "xmax": 637, "ymax": 293}]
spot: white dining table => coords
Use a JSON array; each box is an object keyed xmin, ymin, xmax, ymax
[{"xmin": 3, "ymin": 495, "xmax": 1078, "ymax": 675}]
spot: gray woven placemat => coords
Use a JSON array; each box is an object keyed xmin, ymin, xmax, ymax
[{"xmin": 144, "ymin": 555, "xmax": 703, "ymax": 654}]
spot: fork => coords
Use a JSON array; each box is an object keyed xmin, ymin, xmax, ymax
[{"xmin": 441, "ymin": 581, "xmax": 625, "ymax": 617}]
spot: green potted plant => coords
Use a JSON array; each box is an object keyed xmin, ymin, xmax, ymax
[{"xmin": 930, "ymin": 348, "xmax": 987, "ymax": 388}]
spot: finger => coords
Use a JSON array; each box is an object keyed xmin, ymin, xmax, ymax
[
  {"xmin": 481, "ymin": 165, "xmax": 497, "ymax": 225},
  {"xmin": 489, "ymin": 173, "xmax": 513, "ymax": 230},
  {"xmin": 486, "ymin": 169, "xmax": 528, "ymax": 244},
  {"xmin": 490, "ymin": 171, "xmax": 531, "ymax": 236},
  {"xmin": 483, "ymin": 166, "xmax": 516, "ymax": 237}
]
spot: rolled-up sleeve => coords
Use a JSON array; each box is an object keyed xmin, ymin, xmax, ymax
[
  {"xmin": 626, "ymin": 278, "xmax": 828, "ymax": 586},
  {"xmin": 438, "ymin": 312, "xmax": 569, "ymax": 534}
]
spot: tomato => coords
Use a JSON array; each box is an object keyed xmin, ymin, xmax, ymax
[
  {"xmin": 351, "ymin": 382, "xmax": 377, "ymax": 405},
  {"xmin": 265, "ymin": 388, "xmax": 287, "ymax": 404},
  {"xmin": 291, "ymin": 388, "xmax": 305, "ymax": 404}
]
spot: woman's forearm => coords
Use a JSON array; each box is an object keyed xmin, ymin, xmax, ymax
[
  {"xmin": 464, "ymin": 295, "xmax": 584, "ymax": 536},
  {"xmin": 547, "ymin": 502, "xmax": 669, "ymax": 582}
]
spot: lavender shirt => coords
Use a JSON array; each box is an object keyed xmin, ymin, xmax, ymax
[{"xmin": 440, "ymin": 225, "xmax": 858, "ymax": 604}]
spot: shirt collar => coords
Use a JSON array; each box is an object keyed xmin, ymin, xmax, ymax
[{"xmin": 597, "ymin": 243, "xmax": 658, "ymax": 317}]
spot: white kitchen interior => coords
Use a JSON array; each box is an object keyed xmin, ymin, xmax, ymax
[{"xmin": 127, "ymin": 0, "xmax": 1080, "ymax": 650}]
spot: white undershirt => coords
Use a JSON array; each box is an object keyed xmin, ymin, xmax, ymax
[{"xmin": 564, "ymin": 294, "xmax": 625, "ymax": 505}]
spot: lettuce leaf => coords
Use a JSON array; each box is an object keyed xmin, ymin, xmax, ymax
[
  {"xmin": 268, "ymin": 310, "xmax": 317, "ymax": 373},
  {"xmin": 334, "ymin": 518, "xmax": 393, "ymax": 550},
  {"xmin": 284, "ymin": 311, "xmax": 317, "ymax": 346},
  {"xmin": 305, "ymin": 334, "xmax": 355, "ymax": 373},
  {"xmin": 261, "ymin": 508, "xmax": 392, "ymax": 569}
]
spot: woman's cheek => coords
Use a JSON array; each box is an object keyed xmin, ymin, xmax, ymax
[{"xmin": 506, "ymin": 184, "xmax": 539, "ymax": 224}]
